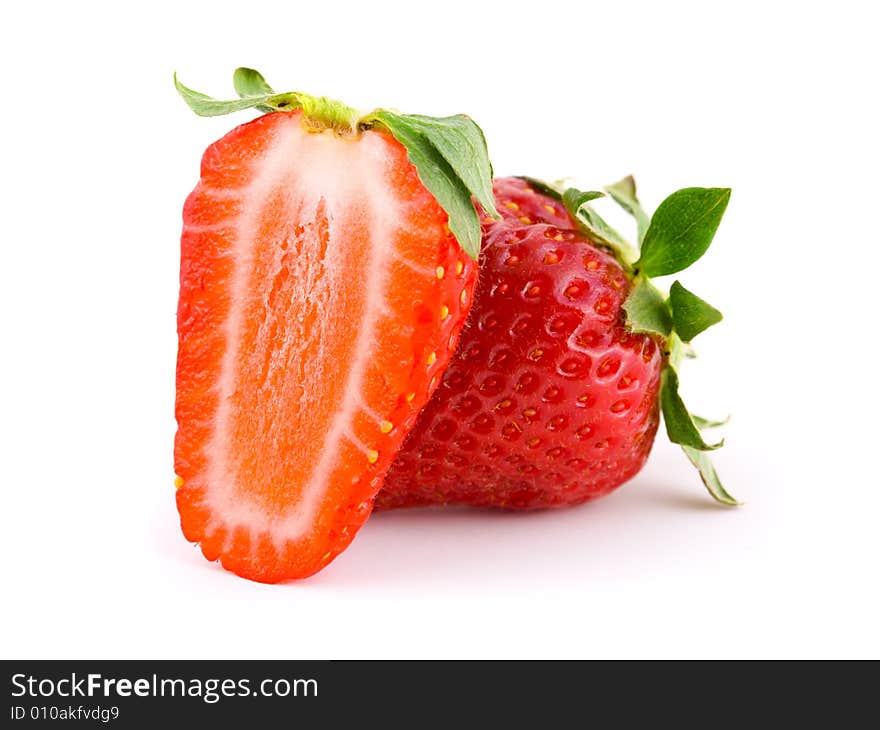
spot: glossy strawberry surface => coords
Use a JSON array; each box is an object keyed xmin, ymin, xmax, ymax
[{"xmin": 377, "ymin": 180, "xmax": 664, "ymax": 510}]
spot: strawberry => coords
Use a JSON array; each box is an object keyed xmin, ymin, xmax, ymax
[
  {"xmin": 378, "ymin": 177, "xmax": 738, "ymax": 510},
  {"xmin": 173, "ymin": 68, "xmax": 498, "ymax": 582}
]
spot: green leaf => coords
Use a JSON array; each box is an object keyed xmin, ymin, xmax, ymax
[
  {"xmin": 605, "ymin": 175, "xmax": 650, "ymax": 244},
  {"xmin": 668, "ymin": 280, "xmax": 723, "ymax": 342},
  {"xmin": 516, "ymin": 176, "xmax": 563, "ymax": 201},
  {"xmin": 660, "ymin": 367, "xmax": 722, "ymax": 451},
  {"xmin": 233, "ymin": 67, "xmax": 275, "ymax": 97},
  {"xmin": 682, "ymin": 446, "xmax": 740, "ymax": 506},
  {"xmin": 562, "ymin": 187, "xmax": 639, "ymax": 263},
  {"xmin": 623, "ymin": 279, "xmax": 672, "ymax": 336},
  {"xmin": 562, "ymin": 187, "xmax": 605, "ymax": 209},
  {"xmin": 637, "ymin": 187, "xmax": 731, "ymax": 276},
  {"xmin": 692, "ymin": 414, "xmax": 730, "ymax": 429},
  {"xmin": 370, "ymin": 110, "xmax": 483, "ymax": 259},
  {"xmin": 232, "ymin": 67, "xmax": 276, "ymax": 113},
  {"xmin": 174, "ymin": 73, "xmax": 297, "ymax": 117},
  {"xmin": 403, "ymin": 114, "xmax": 499, "ymax": 219}
]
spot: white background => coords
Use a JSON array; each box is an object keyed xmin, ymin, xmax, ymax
[{"xmin": 2, "ymin": 0, "xmax": 878, "ymax": 659}]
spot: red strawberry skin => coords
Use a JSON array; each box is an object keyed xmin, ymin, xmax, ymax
[
  {"xmin": 376, "ymin": 180, "xmax": 663, "ymax": 510},
  {"xmin": 175, "ymin": 111, "xmax": 477, "ymax": 581},
  {"xmin": 492, "ymin": 176, "xmax": 576, "ymax": 228}
]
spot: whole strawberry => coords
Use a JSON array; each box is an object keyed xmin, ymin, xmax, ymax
[{"xmin": 378, "ymin": 176, "xmax": 737, "ymax": 509}]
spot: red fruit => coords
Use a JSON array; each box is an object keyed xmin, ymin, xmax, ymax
[
  {"xmin": 377, "ymin": 183, "xmax": 664, "ymax": 510},
  {"xmin": 175, "ymin": 109, "xmax": 479, "ymax": 581},
  {"xmin": 490, "ymin": 176, "xmax": 575, "ymax": 229}
]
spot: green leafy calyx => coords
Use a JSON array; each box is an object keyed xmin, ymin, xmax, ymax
[
  {"xmin": 636, "ymin": 187, "xmax": 730, "ymax": 277},
  {"xmin": 682, "ymin": 446, "xmax": 740, "ymax": 506},
  {"xmin": 174, "ymin": 68, "xmax": 498, "ymax": 259},
  {"xmin": 623, "ymin": 279, "xmax": 672, "ymax": 337},
  {"xmin": 660, "ymin": 367, "xmax": 723, "ymax": 452},
  {"xmin": 668, "ymin": 281, "xmax": 723, "ymax": 343},
  {"xmin": 630, "ymin": 184, "xmax": 732, "ymax": 505}
]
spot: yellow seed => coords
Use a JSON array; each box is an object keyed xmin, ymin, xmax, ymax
[
  {"xmin": 367, "ymin": 449, "xmax": 379, "ymax": 464},
  {"xmin": 504, "ymin": 201, "xmax": 520, "ymax": 210},
  {"xmin": 440, "ymin": 305, "xmax": 449, "ymax": 320},
  {"xmin": 427, "ymin": 351, "xmax": 437, "ymax": 366},
  {"xmin": 380, "ymin": 420, "xmax": 393, "ymax": 434},
  {"xmin": 518, "ymin": 216, "xmax": 532, "ymax": 224},
  {"xmin": 482, "ymin": 217, "xmax": 495, "ymax": 224},
  {"xmin": 406, "ymin": 392, "xmax": 416, "ymax": 403},
  {"xmin": 543, "ymin": 204, "xmax": 556, "ymax": 214},
  {"xmin": 460, "ymin": 290, "xmax": 468, "ymax": 305},
  {"xmin": 174, "ymin": 476, "xmax": 184, "ymax": 489},
  {"xmin": 553, "ymin": 234, "xmax": 564, "ymax": 241},
  {"xmin": 322, "ymin": 551, "xmax": 332, "ymax": 562},
  {"xmin": 436, "ymin": 266, "xmax": 445, "ymax": 279},
  {"xmin": 455, "ymin": 260, "xmax": 464, "ymax": 275}
]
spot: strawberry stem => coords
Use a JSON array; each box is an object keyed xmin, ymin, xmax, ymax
[{"xmin": 297, "ymin": 93, "xmax": 361, "ymax": 136}]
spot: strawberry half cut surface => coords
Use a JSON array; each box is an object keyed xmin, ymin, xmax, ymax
[
  {"xmin": 173, "ymin": 68, "xmax": 498, "ymax": 582},
  {"xmin": 378, "ymin": 176, "xmax": 739, "ymax": 511}
]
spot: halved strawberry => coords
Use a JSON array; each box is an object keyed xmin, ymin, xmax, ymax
[{"xmin": 174, "ymin": 69, "xmax": 497, "ymax": 582}]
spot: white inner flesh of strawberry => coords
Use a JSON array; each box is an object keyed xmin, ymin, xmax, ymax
[{"xmin": 198, "ymin": 119, "xmax": 406, "ymax": 549}]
